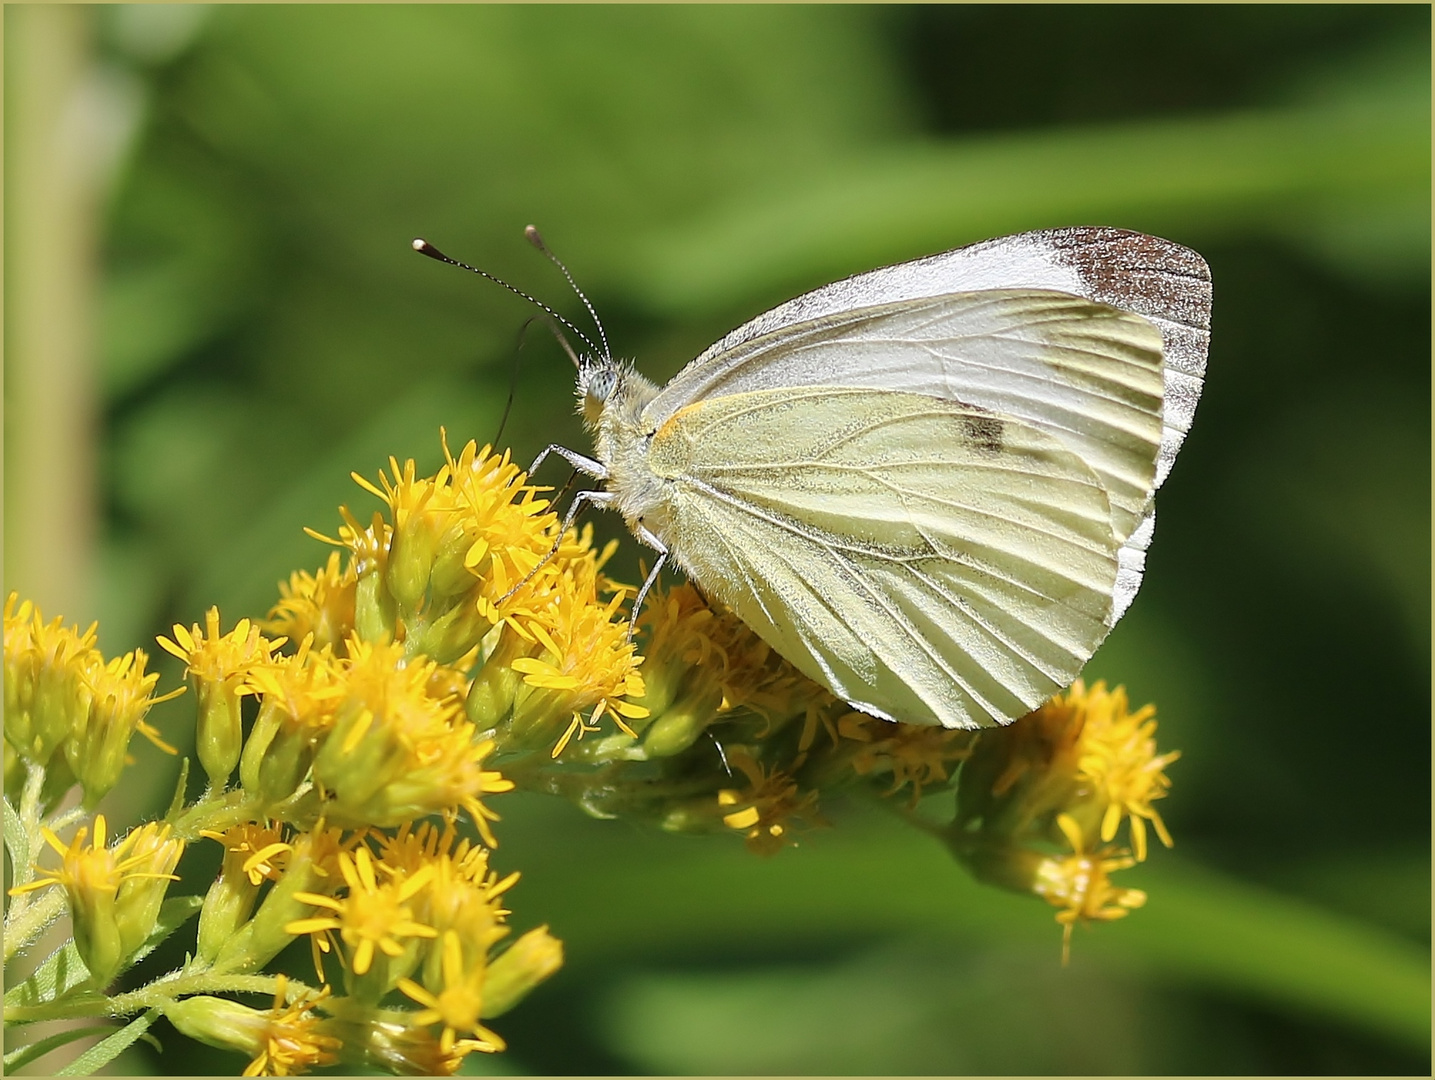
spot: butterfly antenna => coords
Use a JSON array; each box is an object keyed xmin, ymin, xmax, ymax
[
  {"xmin": 525, "ymin": 225, "xmax": 611, "ymax": 363},
  {"xmin": 412, "ymin": 238, "xmax": 600, "ymax": 364},
  {"xmin": 490, "ymin": 318, "xmax": 535, "ymax": 447}
]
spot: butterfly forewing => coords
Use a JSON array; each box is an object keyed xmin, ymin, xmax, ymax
[
  {"xmin": 648, "ymin": 289, "xmax": 1165, "ymax": 546},
  {"xmin": 651, "ymin": 226, "xmax": 1209, "ymax": 487},
  {"xmin": 647, "ymin": 386, "xmax": 1122, "ymax": 729}
]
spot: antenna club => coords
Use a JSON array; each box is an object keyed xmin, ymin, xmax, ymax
[
  {"xmin": 413, "ymin": 238, "xmax": 450, "ymax": 262},
  {"xmin": 409, "ymin": 233, "xmax": 602, "ymax": 357},
  {"xmin": 522, "ymin": 225, "xmax": 611, "ymax": 361}
]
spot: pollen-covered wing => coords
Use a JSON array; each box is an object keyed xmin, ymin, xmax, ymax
[{"xmin": 641, "ymin": 290, "xmax": 1166, "ymax": 729}]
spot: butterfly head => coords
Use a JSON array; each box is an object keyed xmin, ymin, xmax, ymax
[
  {"xmin": 576, "ymin": 356, "xmax": 659, "ymax": 448},
  {"xmin": 577, "ymin": 356, "xmax": 619, "ymax": 421}
]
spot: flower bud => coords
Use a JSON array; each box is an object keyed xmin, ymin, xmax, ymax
[
  {"xmin": 641, "ymin": 693, "xmax": 722, "ymax": 758},
  {"xmin": 481, "ymin": 926, "xmax": 564, "ymax": 1017},
  {"xmin": 11, "ymin": 817, "xmax": 182, "ymax": 986},
  {"xmin": 196, "ymin": 825, "xmax": 287, "ymax": 964},
  {"xmin": 164, "ymin": 994, "xmax": 268, "ymax": 1056},
  {"xmin": 194, "ymin": 681, "xmax": 245, "ymax": 787},
  {"xmin": 212, "ymin": 828, "xmax": 342, "ymax": 974},
  {"xmin": 239, "ymin": 698, "xmax": 317, "ymax": 809},
  {"xmin": 111, "ymin": 822, "xmax": 186, "ymax": 960},
  {"xmin": 354, "ymin": 562, "xmax": 398, "ymax": 644}
]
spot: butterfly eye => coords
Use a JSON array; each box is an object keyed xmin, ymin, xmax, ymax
[{"xmin": 584, "ymin": 366, "xmax": 618, "ymax": 404}]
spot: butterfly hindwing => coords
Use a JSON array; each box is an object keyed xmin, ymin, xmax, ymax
[{"xmin": 647, "ymin": 384, "xmax": 1122, "ymax": 728}]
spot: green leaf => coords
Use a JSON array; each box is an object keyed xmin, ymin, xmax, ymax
[
  {"xmin": 4, "ymin": 941, "xmax": 98, "ymax": 1010},
  {"xmin": 3, "ymin": 1025, "xmax": 121, "ymax": 1074},
  {"xmin": 55, "ymin": 1009, "xmax": 160, "ymax": 1076},
  {"xmin": 164, "ymin": 757, "xmax": 191, "ymax": 821}
]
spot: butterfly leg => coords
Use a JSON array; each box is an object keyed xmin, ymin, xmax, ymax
[
  {"xmin": 499, "ymin": 487, "xmax": 616, "ymax": 603},
  {"xmin": 626, "ymin": 523, "xmax": 669, "ymax": 639},
  {"xmin": 528, "ymin": 443, "xmax": 607, "ymax": 480},
  {"xmin": 706, "ymin": 729, "xmax": 733, "ymax": 777}
]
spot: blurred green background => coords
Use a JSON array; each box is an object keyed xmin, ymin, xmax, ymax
[{"xmin": 5, "ymin": 4, "xmax": 1429, "ymax": 1074}]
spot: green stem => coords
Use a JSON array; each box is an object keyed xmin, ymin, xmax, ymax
[
  {"xmin": 166, "ymin": 788, "xmax": 263, "ymax": 841},
  {"xmin": 2, "ymin": 888, "xmax": 66, "ymax": 965},
  {"xmin": 18, "ymin": 762, "xmax": 45, "ymax": 832},
  {"xmin": 3, "ymin": 764, "xmax": 55, "ymax": 961},
  {"xmin": 5, "ymin": 970, "xmax": 305, "ymax": 1025}
]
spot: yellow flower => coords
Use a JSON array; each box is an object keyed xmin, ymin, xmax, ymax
[
  {"xmin": 10, "ymin": 816, "xmax": 185, "ymax": 985},
  {"xmin": 309, "ymin": 638, "xmax": 514, "ymax": 840},
  {"xmin": 196, "ymin": 823, "xmax": 291, "ymax": 964},
  {"xmin": 1070, "ymin": 680, "xmax": 1179, "ymax": 861},
  {"xmin": 211, "ymin": 826, "xmax": 347, "ymax": 977},
  {"xmin": 265, "ymin": 552, "xmax": 357, "ymax": 651},
  {"xmin": 953, "ymin": 680, "xmax": 1176, "ymax": 855},
  {"xmin": 650, "ymin": 583, "xmax": 829, "ymax": 721},
  {"xmin": 502, "ymin": 540, "xmax": 648, "ymax": 758},
  {"xmin": 636, "ymin": 582, "xmax": 832, "ymax": 759},
  {"xmin": 4, "ymin": 595, "xmax": 177, "ymax": 805},
  {"xmin": 239, "ymin": 637, "xmax": 344, "ymax": 806},
  {"xmin": 443, "ymin": 437, "xmax": 573, "ymax": 622},
  {"xmin": 943, "ymin": 681, "xmax": 1175, "ymax": 956},
  {"xmin": 4, "ymin": 593, "xmax": 98, "ymax": 771},
  {"xmin": 715, "ymin": 747, "xmax": 823, "ymax": 855},
  {"xmin": 374, "ymin": 823, "xmax": 518, "ymax": 951},
  {"xmin": 397, "ymin": 930, "xmax": 506, "ymax": 1056},
  {"xmin": 330, "ymin": 436, "xmax": 578, "ymax": 664},
  {"xmin": 288, "ymin": 845, "xmax": 438, "ymax": 986},
  {"xmin": 352, "ymin": 454, "xmax": 471, "ymax": 616},
  {"xmin": 158, "ymin": 608, "xmax": 281, "ymax": 784},
  {"xmin": 308, "ymin": 505, "xmax": 394, "ymax": 645},
  {"xmin": 1034, "ymin": 814, "xmax": 1148, "ymax": 965},
  {"xmin": 163, "ymin": 977, "xmax": 341, "ymax": 1077},
  {"xmin": 70, "ymin": 648, "xmax": 180, "ymax": 806},
  {"xmin": 243, "ymin": 976, "xmax": 342, "ymax": 1076},
  {"xmin": 837, "ymin": 712, "xmax": 975, "ymax": 805}
]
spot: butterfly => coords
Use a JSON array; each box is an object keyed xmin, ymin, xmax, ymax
[{"xmin": 419, "ymin": 228, "xmax": 1211, "ymax": 729}]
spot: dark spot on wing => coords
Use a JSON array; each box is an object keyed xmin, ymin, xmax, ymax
[{"xmin": 960, "ymin": 413, "xmax": 1004, "ymax": 454}]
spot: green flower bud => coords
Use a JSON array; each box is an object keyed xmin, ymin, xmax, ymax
[
  {"xmin": 72, "ymin": 886, "xmax": 126, "ymax": 987},
  {"xmin": 111, "ymin": 823, "xmax": 186, "ymax": 960},
  {"xmin": 641, "ymin": 692, "xmax": 723, "ymax": 758},
  {"xmin": 196, "ymin": 858, "xmax": 264, "ymax": 965},
  {"xmin": 164, "ymin": 994, "xmax": 266, "ymax": 1056},
  {"xmin": 195, "ymin": 681, "xmax": 245, "ymax": 786},
  {"xmin": 239, "ymin": 699, "xmax": 316, "ymax": 809},
  {"xmin": 482, "ymin": 926, "xmax": 564, "ymax": 1018},
  {"xmin": 354, "ymin": 571, "xmax": 397, "ymax": 645},
  {"xmin": 387, "ymin": 520, "xmax": 439, "ymax": 615},
  {"xmin": 212, "ymin": 828, "xmax": 340, "ymax": 974}
]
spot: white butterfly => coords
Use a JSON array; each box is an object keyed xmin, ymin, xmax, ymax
[{"xmin": 423, "ymin": 228, "xmax": 1211, "ymax": 729}]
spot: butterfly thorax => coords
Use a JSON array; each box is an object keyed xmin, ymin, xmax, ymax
[{"xmin": 578, "ymin": 359, "xmax": 671, "ymax": 535}]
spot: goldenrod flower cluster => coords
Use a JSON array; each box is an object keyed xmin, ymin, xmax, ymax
[
  {"xmin": 3, "ymin": 435, "xmax": 1179, "ymax": 1074},
  {"xmin": 944, "ymin": 679, "xmax": 1179, "ymax": 961}
]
